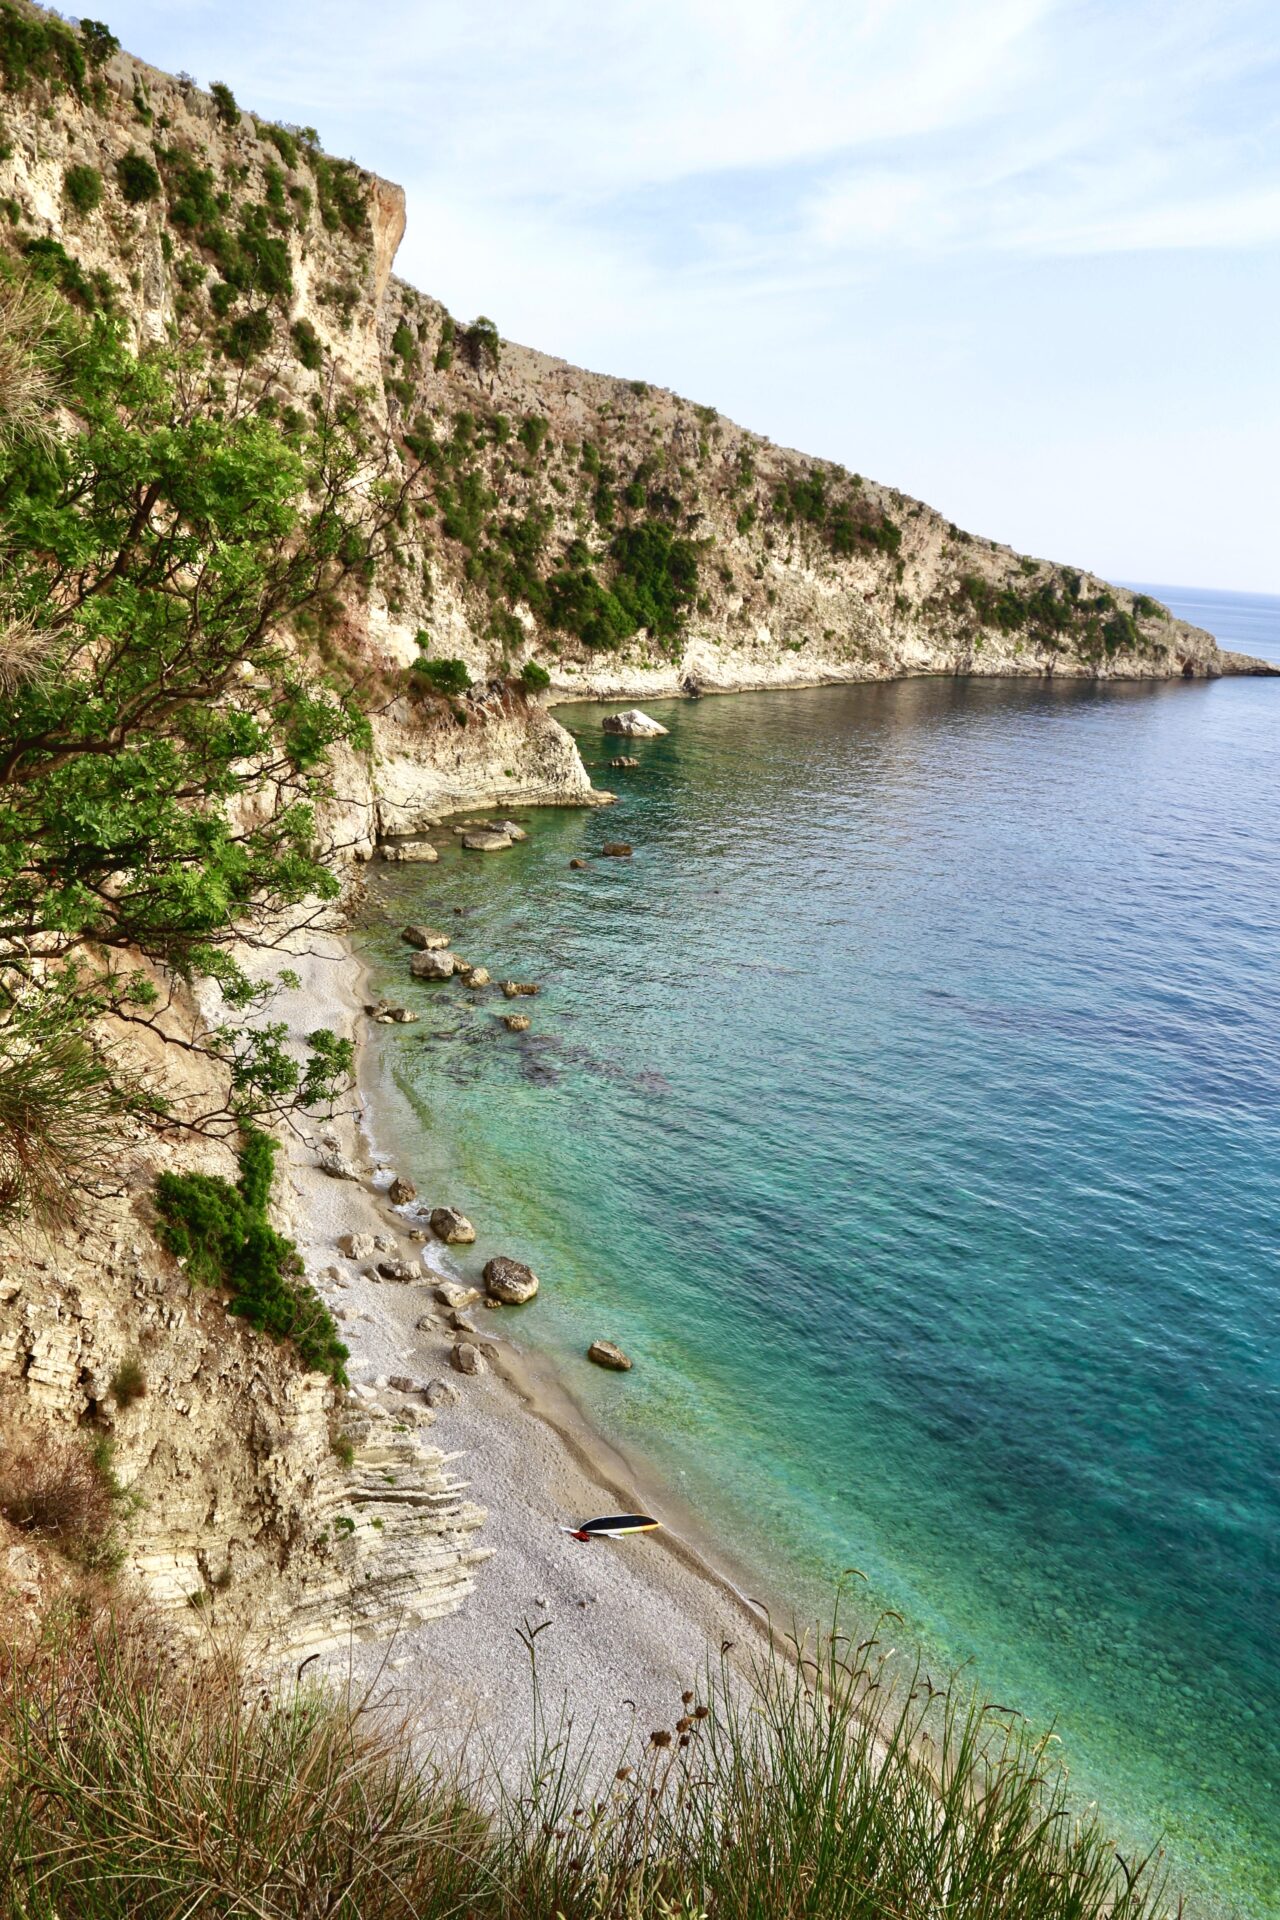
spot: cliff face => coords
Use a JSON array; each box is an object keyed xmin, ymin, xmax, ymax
[{"xmin": 0, "ymin": 0, "xmax": 1266, "ymax": 804}]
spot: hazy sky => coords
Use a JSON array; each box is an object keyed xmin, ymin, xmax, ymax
[{"xmin": 103, "ymin": 0, "xmax": 1278, "ymax": 591}]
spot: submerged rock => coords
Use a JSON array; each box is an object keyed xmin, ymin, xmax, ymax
[
  {"xmin": 430, "ymin": 1209, "xmax": 477, "ymax": 1247},
  {"xmin": 462, "ymin": 830, "xmax": 512, "ymax": 852},
  {"xmin": 569, "ymin": 857, "xmax": 587, "ymax": 870},
  {"xmin": 502, "ymin": 1013, "xmax": 531, "ymax": 1032},
  {"xmin": 601, "ymin": 842, "xmax": 633, "ymax": 858},
  {"xmin": 410, "ymin": 948, "xmax": 457, "ymax": 980},
  {"xmin": 609, "ymin": 756, "xmax": 640, "ymax": 769},
  {"xmin": 587, "ymin": 1340, "xmax": 633, "ymax": 1372},
  {"xmin": 401, "ymin": 925, "xmax": 451, "ymax": 951},
  {"xmin": 483, "ymin": 1256, "xmax": 540, "ymax": 1305},
  {"xmin": 602, "ymin": 709, "xmax": 668, "ymax": 737}
]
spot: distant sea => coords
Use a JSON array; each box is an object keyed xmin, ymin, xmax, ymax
[{"xmin": 360, "ymin": 584, "xmax": 1280, "ymax": 1915}]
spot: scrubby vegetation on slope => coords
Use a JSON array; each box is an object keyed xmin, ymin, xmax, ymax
[
  {"xmin": 155, "ymin": 1131, "xmax": 349, "ymax": 1383},
  {"xmin": 0, "ymin": 1599, "xmax": 1177, "ymax": 1920}
]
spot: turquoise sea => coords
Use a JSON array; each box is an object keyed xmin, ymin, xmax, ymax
[{"xmin": 358, "ymin": 586, "xmax": 1280, "ymax": 1915}]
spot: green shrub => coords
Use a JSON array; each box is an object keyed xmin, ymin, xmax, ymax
[
  {"xmin": 291, "ymin": 316, "xmax": 322, "ymax": 371},
  {"xmin": 520, "ymin": 658, "xmax": 551, "ymax": 691},
  {"xmin": 517, "ymin": 411, "xmax": 547, "ymax": 456},
  {"xmin": 110, "ymin": 1356, "xmax": 147, "ymax": 1408},
  {"xmin": 0, "ymin": 2, "xmax": 87, "ymax": 95},
  {"xmin": 310, "ymin": 152, "xmax": 367, "ymax": 233},
  {"xmin": 116, "ymin": 150, "xmax": 160, "ymax": 203},
  {"xmin": 390, "ymin": 318, "xmax": 415, "ymax": 365},
  {"xmin": 411, "ymin": 655, "xmax": 472, "ymax": 697},
  {"xmin": 78, "ymin": 19, "xmax": 119, "ymax": 67},
  {"xmin": 63, "ymin": 163, "xmax": 102, "ymax": 215},
  {"xmin": 1133, "ymin": 592, "xmax": 1167, "ymax": 620},
  {"xmin": 611, "ymin": 520, "xmax": 700, "ymax": 641},
  {"xmin": 460, "ymin": 314, "xmax": 500, "ymax": 372},
  {"xmin": 154, "ymin": 1131, "xmax": 348, "ymax": 1383},
  {"xmin": 22, "ymin": 235, "xmax": 97, "ymax": 307},
  {"xmin": 260, "ymin": 121, "xmax": 299, "ymax": 169},
  {"xmin": 221, "ymin": 306, "xmax": 272, "ymax": 363},
  {"xmin": 210, "ymin": 80, "xmax": 239, "ymax": 127}
]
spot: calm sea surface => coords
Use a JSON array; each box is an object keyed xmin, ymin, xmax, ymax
[{"xmin": 358, "ymin": 586, "xmax": 1280, "ymax": 1914}]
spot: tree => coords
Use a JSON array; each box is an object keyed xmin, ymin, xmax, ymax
[{"xmin": 0, "ymin": 279, "xmax": 410, "ymax": 1204}]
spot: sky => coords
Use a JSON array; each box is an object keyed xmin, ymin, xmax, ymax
[{"xmin": 98, "ymin": 0, "xmax": 1279, "ymax": 592}]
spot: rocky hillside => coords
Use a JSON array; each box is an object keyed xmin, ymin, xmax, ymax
[{"xmin": 0, "ymin": 0, "xmax": 1267, "ymax": 774}]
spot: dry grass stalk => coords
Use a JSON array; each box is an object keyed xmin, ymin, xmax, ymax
[{"xmin": 0, "ymin": 276, "xmax": 65, "ymax": 455}]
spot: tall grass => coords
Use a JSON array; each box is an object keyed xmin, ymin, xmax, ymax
[{"xmin": 0, "ymin": 1603, "xmax": 1181, "ymax": 1919}]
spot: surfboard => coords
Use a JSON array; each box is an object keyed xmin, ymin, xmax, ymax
[{"xmin": 560, "ymin": 1513, "xmax": 660, "ymax": 1541}]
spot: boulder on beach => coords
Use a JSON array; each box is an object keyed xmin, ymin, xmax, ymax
[
  {"xmin": 337, "ymin": 1231, "xmax": 386, "ymax": 1262},
  {"xmin": 388, "ymin": 1175, "xmax": 417, "ymax": 1205},
  {"xmin": 602, "ymin": 709, "xmax": 668, "ymax": 737},
  {"xmin": 483, "ymin": 1256, "xmax": 540, "ymax": 1304},
  {"xmin": 409, "ymin": 948, "xmax": 456, "ymax": 980},
  {"xmin": 587, "ymin": 1339, "xmax": 633, "ymax": 1372},
  {"xmin": 430, "ymin": 1209, "xmax": 477, "ymax": 1247},
  {"xmin": 451, "ymin": 1341, "xmax": 486, "ymax": 1376},
  {"xmin": 425, "ymin": 1378, "xmax": 459, "ymax": 1408},
  {"xmin": 502, "ymin": 1012, "xmax": 531, "ymax": 1032},
  {"xmin": 400, "ymin": 926, "xmax": 451, "ymax": 951},
  {"xmin": 462, "ymin": 829, "xmax": 512, "ymax": 852},
  {"xmin": 377, "ymin": 1258, "xmax": 419, "ymax": 1283},
  {"xmin": 317, "ymin": 1143, "xmax": 358, "ymax": 1181},
  {"xmin": 601, "ymin": 842, "xmax": 633, "ymax": 858},
  {"xmin": 435, "ymin": 1279, "xmax": 481, "ymax": 1310}
]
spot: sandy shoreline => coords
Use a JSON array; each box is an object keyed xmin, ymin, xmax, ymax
[{"xmin": 265, "ymin": 913, "xmax": 776, "ymax": 1756}]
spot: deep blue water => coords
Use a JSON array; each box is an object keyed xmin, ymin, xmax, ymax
[{"xmin": 360, "ymin": 586, "xmax": 1280, "ymax": 1914}]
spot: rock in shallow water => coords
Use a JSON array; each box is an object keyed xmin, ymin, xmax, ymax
[
  {"xmin": 462, "ymin": 830, "xmax": 512, "ymax": 852},
  {"xmin": 587, "ymin": 1339, "xmax": 633, "ymax": 1372},
  {"xmin": 502, "ymin": 1013, "xmax": 531, "ymax": 1032},
  {"xmin": 483, "ymin": 1256, "xmax": 539, "ymax": 1304},
  {"xmin": 401, "ymin": 925, "xmax": 451, "ymax": 951},
  {"xmin": 380, "ymin": 840, "xmax": 438, "ymax": 863},
  {"xmin": 601, "ymin": 842, "xmax": 633, "ymax": 858},
  {"xmin": 602, "ymin": 709, "xmax": 668, "ymax": 737},
  {"xmin": 410, "ymin": 948, "xmax": 456, "ymax": 980},
  {"xmin": 430, "ymin": 1209, "xmax": 477, "ymax": 1247},
  {"xmin": 388, "ymin": 1176, "xmax": 417, "ymax": 1205}
]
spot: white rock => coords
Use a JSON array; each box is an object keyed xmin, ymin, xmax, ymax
[{"xmin": 601, "ymin": 709, "xmax": 668, "ymax": 737}]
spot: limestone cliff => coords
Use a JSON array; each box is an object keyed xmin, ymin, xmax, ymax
[{"xmin": 0, "ymin": 0, "xmax": 1268, "ymax": 830}]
